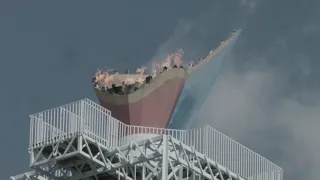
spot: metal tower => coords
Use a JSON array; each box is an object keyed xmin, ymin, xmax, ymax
[{"xmin": 11, "ymin": 99, "xmax": 283, "ymax": 180}]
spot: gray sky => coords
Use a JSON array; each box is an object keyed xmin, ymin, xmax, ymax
[{"xmin": 1, "ymin": 0, "xmax": 319, "ymax": 179}]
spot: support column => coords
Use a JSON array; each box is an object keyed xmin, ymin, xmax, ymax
[{"xmin": 161, "ymin": 135, "xmax": 169, "ymax": 180}]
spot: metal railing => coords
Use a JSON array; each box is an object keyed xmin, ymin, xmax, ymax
[{"xmin": 29, "ymin": 98, "xmax": 282, "ymax": 180}]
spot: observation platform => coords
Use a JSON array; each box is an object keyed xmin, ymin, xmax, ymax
[{"xmin": 11, "ymin": 99, "xmax": 282, "ymax": 180}]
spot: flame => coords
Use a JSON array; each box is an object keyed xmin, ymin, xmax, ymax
[
  {"xmin": 152, "ymin": 61, "xmax": 161, "ymax": 75},
  {"xmin": 136, "ymin": 66, "xmax": 146, "ymax": 75},
  {"xmin": 161, "ymin": 54, "xmax": 172, "ymax": 68},
  {"xmin": 160, "ymin": 49, "xmax": 184, "ymax": 68},
  {"xmin": 173, "ymin": 49, "xmax": 183, "ymax": 66},
  {"xmin": 93, "ymin": 30, "xmax": 234, "ymax": 89},
  {"xmin": 94, "ymin": 49, "xmax": 185, "ymax": 87},
  {"xmin": 94, "ymin": 70, "xmax": 114, "ymax": 86},
  {"xmin": 94, "ymin": 48, "xmax": 189, "ymax": 87},
  {"xmin": 94, "ymin": 72, "xmax": 104, "ymax": 83}
]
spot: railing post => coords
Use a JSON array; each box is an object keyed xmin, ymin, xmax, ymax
[
  {"xmin": 29, "ymin": 116, "xmax": 33, "ymax": 150},
  {"xmin": 77, "ymin": 100, "xmax": 84, "ymax": 153},
  {"xmin": 206, "ymin": 126, "xmax": 209, "ymax": 157},
  {"xmin": 279, "ymin": 169, "xmax": 282, "ymax": 180},
  {"xmin": 80, "ymin": 100, "xmax": 84, "ymax": 133},
  {"xmin": 29, "ymin": 116, "xmax": 34, "ymax": 167}
]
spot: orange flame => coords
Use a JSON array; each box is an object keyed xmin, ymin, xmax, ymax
[
  {"xmin": 94, "ymin": 48, "xmax": 187, "ymax": 87},
  {"xmin": 161, "ymin": 54, "xmax": 172, "ymax": 68},
  {"xmin": 173, "ymin": 49, "xmax": 183, "ymax": 66},
  {"xmin": 94, "ymin": 31, "xmax": 233, "ymax": 88},
  {"xmin": 94, "ymin": 71, "xmax": 114, "ymax": 86},
  {"xmin": 136, "ymin": 66, "xmax": 146, "ymax": 75},
  {"xmin": 152, "ymin": 61, "xmax": 161, "ymax": 75}
]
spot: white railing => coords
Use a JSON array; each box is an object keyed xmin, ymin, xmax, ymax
[{"xmin": 29, "ymin": 98, "xmax": 282, "ymax": 180}]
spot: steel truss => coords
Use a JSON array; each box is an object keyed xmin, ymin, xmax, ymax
[{"xmin": 11, "ymin": 132, "xmax": 245, "ymax": 180}]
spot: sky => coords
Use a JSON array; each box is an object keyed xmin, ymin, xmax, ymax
[{"xmin": 1, "ymin": 0, "xmax": 319, "ymax": 179}]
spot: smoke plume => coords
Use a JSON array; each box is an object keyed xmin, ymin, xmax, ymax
[
  {"xmin": 198, "ymin": 40, "xmax": 320, "ymax": 179},
  {"xmin": 147, "ymin": 2, "xmax": 320, "ymax": 179}
]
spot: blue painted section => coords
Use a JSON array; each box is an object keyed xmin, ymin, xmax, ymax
[{"xmin": 167, "ymin": 30, "xmax": 242, "ymax": 129}]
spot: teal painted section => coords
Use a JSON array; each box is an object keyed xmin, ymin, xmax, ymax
[{"xmin": 167, "ymin": 30, "xmax": 242, "ymax": 129}]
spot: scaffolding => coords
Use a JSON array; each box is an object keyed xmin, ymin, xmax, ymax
[{"xmin": 11, "ymin": 99, "xmax": 283, "ymax": 180}]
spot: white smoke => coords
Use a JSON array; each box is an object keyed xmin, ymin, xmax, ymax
[
  {"xmin": 198, "ymin": 46, "xmax": 320, "ymax": 179},
  {"xmin": 239, "ymin": 0, "xmax": 262, "ymax": 13},
  {"xmin": 144, "ymin": 1, "xmax": 320, "ymax": 179},
  {"xmin": 148, "ymin": 20, "xmax": 192, "ymax": 65},
  {"xmin": 145, "ymin": 18, "xmax": 219, "ymax": 71}
]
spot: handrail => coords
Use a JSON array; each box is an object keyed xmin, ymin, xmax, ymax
[{"xmin": 28, "ymin": 98, "xmax": 282, "ymax": 180}]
